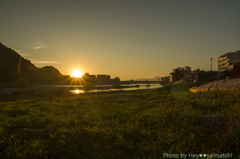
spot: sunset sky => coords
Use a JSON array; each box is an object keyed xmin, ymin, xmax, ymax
[{"xmin": 1, "ymin": 0, "xmax": 240, "ymax": 80}]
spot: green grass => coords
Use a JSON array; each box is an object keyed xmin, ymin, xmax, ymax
[{"xmin": 0, "ymin": 86, "xmax": 240, "ymax": 158}]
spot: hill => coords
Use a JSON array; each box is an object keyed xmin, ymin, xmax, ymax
[{"xmin": 0, "ymin": 42, "xmax": 63, "ymax": 81}]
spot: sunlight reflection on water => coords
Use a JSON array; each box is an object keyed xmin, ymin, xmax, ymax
[
  {"xmin": 70, "ymin": 89, "xmax": 85, "ymax": 94},
  {"xmin": 69, "ymin": 84, "xmax": 163, "ymax": 94}
]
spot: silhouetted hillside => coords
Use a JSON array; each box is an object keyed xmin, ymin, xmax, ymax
[{"xmin": 0, "ymin": 42, "xmax": 62, "ymax": 81}]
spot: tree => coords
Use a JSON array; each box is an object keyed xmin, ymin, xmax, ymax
[
  {"xmin": 16, "ymin": 77, "xmax": 29, "ymax": 91},
  {"xmin": 223, "ymin": 70, "xmax": 232, "ymax": 77},
  {"xmin": 82, "ymin": 81, "xmax": 95, "ymax": 92},
  {"xmin": 233, "ymin": 62, "xmax": 240, "ymax": 76}
]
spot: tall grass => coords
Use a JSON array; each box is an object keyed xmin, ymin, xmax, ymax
[{"xmin": 0, "ymin": 87, "xmax": 239, "ymax": 158}]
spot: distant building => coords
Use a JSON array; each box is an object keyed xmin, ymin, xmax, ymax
[
  {"xmin": 159, "ymin": 76, "xmax": 170, "ymax": 85},
  {"xmin": 160, "ymin": 76, "xmax": 170, "ymax": 83},
  {"xmin": 82, "ymin": 73, "xmax": 97, "ymax": 80},
  {"xmin": 183, "ymin": 70, "xmax": 219, "ymax": 83},
  {"xmin": 218, "ymin": 50, "xmax": 240, "ymax": 72},
  {"xmin": 111, "ymin": 76, "xmax": 120, "ymax": 82},
  {"xmin": 83, "ymin": 73, "xmax": 120, "ymax": 83},
  {"xmin": 97, "ymin": 74, "xmax": 110, "ymax": 81},
  {"xmin": 170, "ymin": 66, "xmax": 191, "ymax": 83},
  {"xmin": 172, "ymin": 66, "xmax": 191, "ymax": 74},
  {"xmin": 170, "ymin": 73, "xmax": 175, "ymax": 83},
  {"xmin": 179, "ymin": 66, "xmax": 191, "ymax": 72},
  {"xmin": 183, "ymin": 69, "xmax": 200, "ymax": 83}
]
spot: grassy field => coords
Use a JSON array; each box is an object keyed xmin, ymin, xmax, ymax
[{"xmin": 0, "ymin": 83, "xmax": 239, "ymax": 158}]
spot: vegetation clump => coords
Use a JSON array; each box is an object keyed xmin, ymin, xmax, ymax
[{"xmin": 16, "ymin": 77, "xmax": 29, "ymax": 91}]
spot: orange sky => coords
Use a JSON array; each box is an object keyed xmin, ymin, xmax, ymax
[{"xmin": 1, "ymin": 1, "xmax": 240, "ymax": 80}]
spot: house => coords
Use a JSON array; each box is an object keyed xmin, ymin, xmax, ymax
[{"xmin": 218, "ymin": 50, "xmax": 240, "ymax": 72}]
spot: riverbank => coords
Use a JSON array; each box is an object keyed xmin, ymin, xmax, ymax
[{"xmin": 0, "ymin": 87, "xmax": 239, "ymax": 158}]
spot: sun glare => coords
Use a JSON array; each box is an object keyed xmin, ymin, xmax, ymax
[{"xmin": 72, "ymin": 69, "xmax": 82, "ymax": 77}]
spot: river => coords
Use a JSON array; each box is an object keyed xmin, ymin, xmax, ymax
[
  {"xmin": 68, "ymin": 83, "xmax": 163, "ymax": 94},
  {"xmin": 0, "ymin": 83, "xmax": 163, "ymax": 94}
]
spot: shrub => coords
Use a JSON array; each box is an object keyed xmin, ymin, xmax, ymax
[{"xmin": 16, "ymin": 77, "xmax": 29, "ymax": 91}]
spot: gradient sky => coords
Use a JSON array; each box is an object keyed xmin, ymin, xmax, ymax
[{"xmin": 1, "ymin": 0, "xmax": 240, "ymax": 80}]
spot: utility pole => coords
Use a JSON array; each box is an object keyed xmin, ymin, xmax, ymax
[
  {"xmin": 211, "ymin": 58, "xmax": 212, "ymax": 72},
  {"xmin": 211, "ymin": 58, "xmax": 213, "ymax": 78}
]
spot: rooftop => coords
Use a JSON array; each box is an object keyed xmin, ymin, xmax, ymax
[{"xmin": 219, "ymin": 50, "xmax": 240, "ymax": 57}]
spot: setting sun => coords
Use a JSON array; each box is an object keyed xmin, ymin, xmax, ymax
[{"xmin": 72, "ymin": 69, "xmax": 82, "ymax": 77}]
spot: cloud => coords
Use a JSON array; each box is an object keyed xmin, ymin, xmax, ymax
[
  {"xmin": 31, "ymin": 40, "xmax": 48, "ymax": 50},
  {"xmin": 14, "ymin": 49, "xmax": 32, "ymax": 56},
  {"xmin": 14, "ymin": 49, "xmax": 23, "ymax": 53},
  {"xmin": 30, "ymin": 59, "xmax": 60, "ymax": 64},
  {"xmin": 20, "ymin": 53, "xmax": 32, "ymax": 56}
]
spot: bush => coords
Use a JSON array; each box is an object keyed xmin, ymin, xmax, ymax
[
  {"xmin": 16, "ymin": 77, "xmax": 29, "ymax": 91},
  {"xmin": 233, "ymin": 62, "xmax": 240, "ymax": 76}
]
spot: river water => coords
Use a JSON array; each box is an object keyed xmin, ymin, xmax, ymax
[
  {"xmin": 0, "ymin": 83, "xmax": 163, "ymax": 94},
  {"xmin": 67, "ymin": 83, "xmax": 163, "ymax": 94}
]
